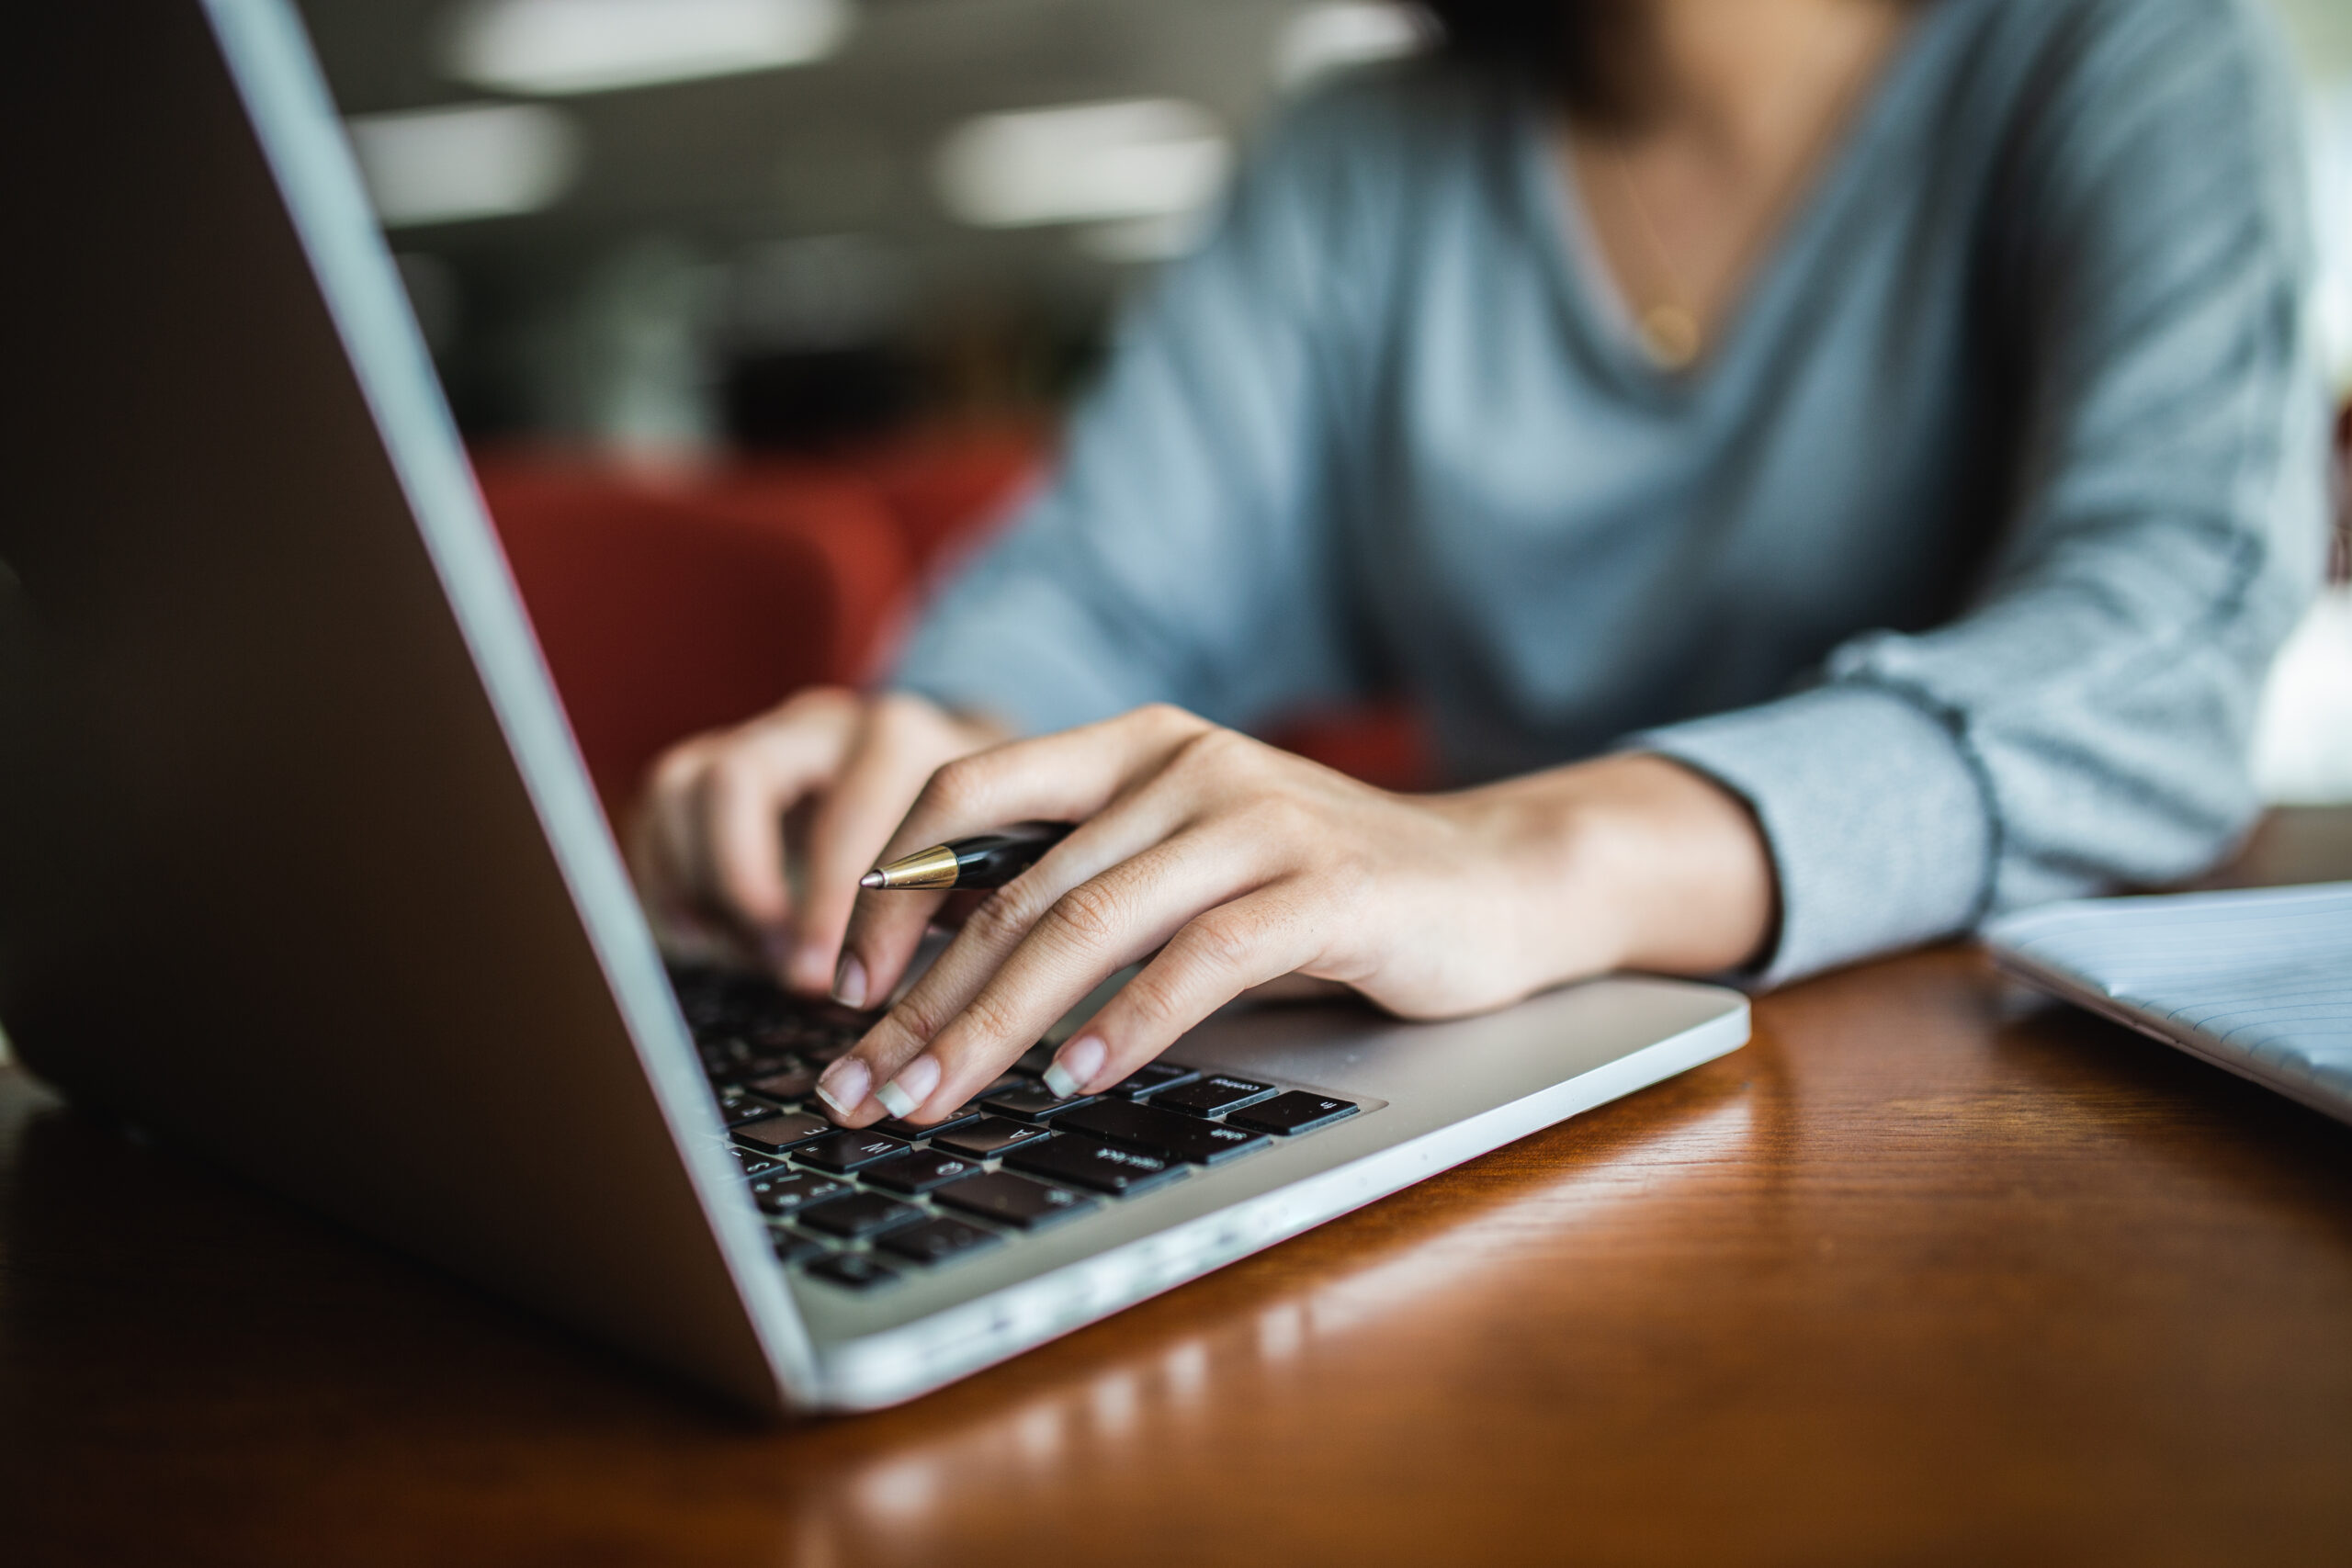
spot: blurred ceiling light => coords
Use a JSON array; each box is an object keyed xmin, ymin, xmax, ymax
[
  {"xmin": 1274, "ymin": 2, "xmax": 1436, "ymax": 88},
  {"xmin": 345, "ymin": 102, "xmax": 582, "ymax": 227},
  {"xmin": 443, "ymin": 0, "xmax": 853, "ymax": 96},
  {"xmin": 934, "ymin": 99, "xmax": 1230, "ymax": 230}
]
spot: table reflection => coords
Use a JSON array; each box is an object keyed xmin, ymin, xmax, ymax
[{"xmin": 768, "ymin": 1093, "xmax": 1758, "ymax": 1562}]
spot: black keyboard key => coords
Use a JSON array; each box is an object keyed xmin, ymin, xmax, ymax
[
  {"xmin": 732, "ymin": 1112, "xmax": 834, "ymax": 1156},
  {"xmin": 933, "ymin": 1170, "xmax": 1098, "ymax": 1230},
  {"xmin": 876, "ymin": 1216, "xmax": 1004, "ymax": 1267},
  {"xmin": 683, "ymin": 992, "xmax": 744, "ymax": 1032},
  {"xmin": 870, "ymin": 1106, "xmax": 983, "ymax": 1143},
  {"xmin": 695, "ymin": 1034, "xmax": 756, "ymax": 1073},
  {"xmin": 930, "ymin": 1116, "xmax": 1057, "ymax": 1159},
  {"xmin": 981, "ymin": 1083, "xmax": 1099, "ymax": 1123},
  {"xmin": 1110, "ymin": 1060, "xmax": 1203, "ymax": 1099},
  {"xmin": 742, "ymin": 1021, "xmax": 824, "ymax": 1055},
  {"xmin": 769, "ymin": 1227, "xmax": 828, "ymax": 1265},
  {"xmin": 805, "ymin": 1253, "xmax": 899, "ymax": 1291},
  {"xmin": 797, "ymin": 1190, "xmax": 925, "ymax": 1239},
  {"xmin": 698, "ymin": 1028, "xmax": 795, "ymax": 1079},
  {"xmin": 716, "ymin": 1086, "xmax": 786, "ymax": 1127},
  {"xmin": 1225, "ymin": 1090, "xmax": 1361, "ymax": 1136},
  {"xmin": 729, "ymin": 1146, "xmax": 786, "ymax": 1179},
  {"xmin": 792, "ymin": 1130, "xmax": 912, "ymax": 1173},
  {"xmin": 1004, "ymin": 1134, "xmax": 1186, "ymax": 1197},
  {"xmin": 670, "ymin": 963, "xmax": 728, "ymax": 1005},
  {"xmin": 721, "ymin": 1055, "xmax": 799, "ymax": 1088},
  {"xmin": 863, "ymin": 1148, "xmax": 986, "ymax": 1194},
  {"xmin": 1153, "ymin": 1074, "xmax": 1277, "ymax": 1118},
  {"xmin": 744, "ymin": 1064, "xmax": 820, "ymax": 1103},
  {"xmin": 978, "ymin": 1071, "xmax": 1035, "ymax": 1098},
  {"xmin": 747, "ymin": 1170, "xmax": 850, "ymax": 1217},
  {"xmin": 1057, "ymin": 1099, "xmax": 1269, "ymax": 1166}
]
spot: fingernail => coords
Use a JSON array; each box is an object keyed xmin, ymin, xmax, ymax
[
  {"xmin": 874, "ymin": 1055, "xmax": 940, "ymax": 1119},
  {"xmin": 815, "ymin": 1056, "xmax": 871, "ymax": 1118},
  {"xmin": 831, "ymin": 952, "xmax": 868, "ymax": 1010},
  {"xmin": 1044, "ymin": 1034, "xmax": 1106, "ymax": 1099}
]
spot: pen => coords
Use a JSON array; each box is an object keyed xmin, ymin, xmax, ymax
[{"xmin": 859, "ymin": 821, "xmax": 1074, "ymax": 891}]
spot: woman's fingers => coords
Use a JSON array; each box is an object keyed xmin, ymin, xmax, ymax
[
  {"xmin": 629, "ymin": 689, "xmax": 865, "ymax": 971},
  {"xmin": 843, "ymin": 704, "xmax": 1212, "ymax": 1006},
  {"xmin": 629, "ymin": 687, "xmax": 1017, "ymax": 1000},
  {"xmin": 697, "ymin": 715, "xmax": 856, "ymax": 966},
  {"xmin": 819, "ymin": 818, "xmax": 1279, "ymax": 1124},
  {"xmin": 700, "ymin": 749, "xmax": 795, "ymax": 949},
  {"xmin": 628, "ymin": 738, "xmax": 741, "ymax": 954},
  {"xmin": 787, "ymin": 697, "xmax": 974, "ymax": 999},
  {"xmin": 1046, "ymin": 886, "xmax": 1319, "ymax": 1094},
  {"xmin": 853, "ymin": 743, "xmax": 1233, "ymax": 1021},
  {"xmin": 634, "ymin": 739, "xmax": 711, "ymax": 905}
]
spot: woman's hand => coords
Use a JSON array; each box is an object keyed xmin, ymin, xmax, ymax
[
  {"xmin": 811, "ymin": 703, "xmax": 1776, "ymax": 1124},
  {"xmin": 629, "ymin": 688, "xmax": 1005, "ymax": 995}
]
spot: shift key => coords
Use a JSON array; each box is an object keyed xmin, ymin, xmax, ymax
[
  {"xmin": 1003, "ymin": 1134, "xmax": 1186, "ymax": 1197},
  {"xmin": 1057, "ymin": 1099, "xmax": 1268, "ymax": 1166}
]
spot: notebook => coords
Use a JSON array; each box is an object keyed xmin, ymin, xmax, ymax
[{"xmin": 1983, "ymin": 882, "xmax": 2352, "ymax": 1126}]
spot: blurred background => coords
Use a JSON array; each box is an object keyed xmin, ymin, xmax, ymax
[
  {"xmin": 292, "ymin": 0, "xmax": 2352, "ymax": 807},
  {"xmin": 1, "ymin": 0, "xmax": 2346, "ymax": 1070},
  {"xmin": 309, "ymin": 0, "xmax": 1440, "ymax": 455}
]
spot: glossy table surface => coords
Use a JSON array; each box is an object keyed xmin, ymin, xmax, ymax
[{"xmin": 6, "ymin": 812, "xmax": 2351, "ymax": 1565}]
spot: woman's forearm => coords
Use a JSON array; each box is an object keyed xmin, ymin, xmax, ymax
[{"xmin": 1447, "ymin": 751, "xmax": 1779, "ymax": 987}]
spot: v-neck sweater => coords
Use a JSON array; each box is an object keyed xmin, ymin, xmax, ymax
[{"xmin": 894, "ymin": 0, "xmax": 2327, "ymax": 986}]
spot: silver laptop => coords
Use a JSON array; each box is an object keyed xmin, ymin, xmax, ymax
[
  {"xmin": 1985, "ymin": 883, "xmax": 2352, "ymax": 1127},
  {"xmin": 0, "ymin": 0, "xmax": 1747, "ymax": 1413}
]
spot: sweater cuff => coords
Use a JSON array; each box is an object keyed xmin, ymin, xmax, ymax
[{"xmin": 1633, "ymin": 683, "xmax": 1996, "ymax": 987}]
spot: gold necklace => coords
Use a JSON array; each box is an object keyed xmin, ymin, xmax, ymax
[
  {"xmin": 1610, "ymin": 152, "xmax": 1704, "ymax": 370},
  {"xmin": 1607, "ymin": 4, "xmax": 1878, "ymax": 373}
]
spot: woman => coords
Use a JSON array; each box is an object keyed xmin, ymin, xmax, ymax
[{"xmin": 636, "ymin": 0, "xmax": 2325, "ymax": 1127}]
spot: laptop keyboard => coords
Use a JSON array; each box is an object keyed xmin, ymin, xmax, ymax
[{"xmin": 672, "ymin": 966, "xmax": 1362, "ymax": 1293}]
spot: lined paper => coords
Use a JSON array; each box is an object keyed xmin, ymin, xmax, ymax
[{"xmin": 1985, "ymin": 882, "xmax": 2352, "ymax": 1104}]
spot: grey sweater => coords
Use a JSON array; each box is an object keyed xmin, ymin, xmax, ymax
[{"xmin": 896, "ymin": 0, "xmax": 2328, "ymax": 986}]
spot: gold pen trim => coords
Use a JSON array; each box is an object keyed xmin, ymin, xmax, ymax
[{"xmin": 859, "ymin": 844, "xmax": 961, "ymax": 891}]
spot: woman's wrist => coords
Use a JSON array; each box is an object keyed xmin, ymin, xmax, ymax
[{"xmin": 1455, "ymin": 751, "xmax": 1780, "ymax": 987}]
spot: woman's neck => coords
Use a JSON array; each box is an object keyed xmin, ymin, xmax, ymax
[
  {"xmin": 1611, "ymin": 0, "xmax": 1893, "ymax": 167},
  {"xmin": 1556, "ymin": 0, "xmax": 1909, "ymax": 367}
]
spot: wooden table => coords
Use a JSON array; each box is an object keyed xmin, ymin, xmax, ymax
[{"xmin": 6, "ymin": 814, "xmax": 2350, "ymax": 1566}]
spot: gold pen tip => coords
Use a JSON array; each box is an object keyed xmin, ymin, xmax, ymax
[{"xmin": 861, "ymin": 844, "xmax": 962, "ymax": 890}]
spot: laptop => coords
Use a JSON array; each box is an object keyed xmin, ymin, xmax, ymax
[
  {"xmin": 0, "ymin": 0, "xmax": 1747, "ymax": 1413},
  {"xmin": 1985, "ymin": 882, "xmax": 2352, "ymax": 1127}
]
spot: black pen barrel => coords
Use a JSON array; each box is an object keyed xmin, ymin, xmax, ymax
[{"xmin": 951, "ymin": 822, "xmax": 1073, "ymax": 886}]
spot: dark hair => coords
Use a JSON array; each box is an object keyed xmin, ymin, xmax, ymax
[
  {"xmin": 1421, "ymin": 0, "xmax": 1657, "ymax": 126},
  {"xmin": 1427, "ymin": 2, "xmax": 1932, "ymax": 127}
]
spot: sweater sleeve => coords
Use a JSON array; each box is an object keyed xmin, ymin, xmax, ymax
[
  {"xmin": 1639, "ymin": 0, "xmax": 2328, "ymax": 987},
  {"xmin": 890, "ymin": 88, "xmax": 1396, "ymax": 737}
]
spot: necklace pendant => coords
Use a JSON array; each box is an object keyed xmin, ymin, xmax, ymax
[{"xmin": 1637, "ymin": 304, "xmax": 1702, "ymax": 371}]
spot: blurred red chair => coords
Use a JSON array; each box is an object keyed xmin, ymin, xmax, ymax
[
  {"xmin": 1261, "ymin": 702, "xmax": 1435, "ymax": 794},
  {"xmin": 853, "ymin": 422, "xmax": 1046, "ymax": 570},
  {"xmin": 474, "ymin": 455, "xmax": 910, "ymax": 815},
  {"xmin": 474, "ymin": 420, "xmax": 1436, "ymax": 819}
]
